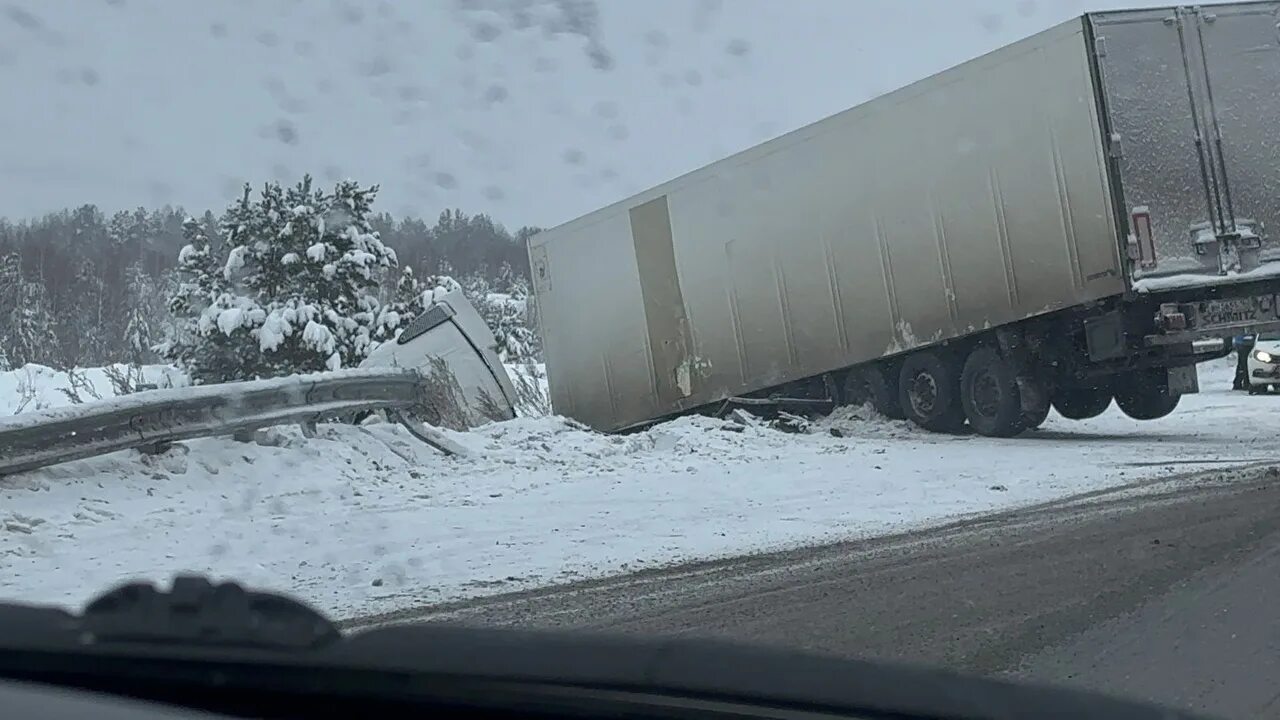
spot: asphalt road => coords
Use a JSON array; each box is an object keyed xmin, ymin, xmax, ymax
[{"xmin": 347, "ymin": 464, "xmax": 1280, "ymax": 719}]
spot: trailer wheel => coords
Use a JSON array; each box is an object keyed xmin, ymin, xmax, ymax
[
  {"xmin": 960, "ymin": 347, "xmax": 1026, "ymax": 437},
  {"xmin": 1051, "ymin": 385, "xmax": 1112, "ymax": 420},
  {"xmin": 1114, "ymin": 369, "xmax": 1181, "ymax": 420},
  {"xmin": 898, "ymin": 351, "xmax": 965, "ymax": 433},
  {"xmin": 842, "ymin": 364, "xmax": 905, "ymax": 420}
]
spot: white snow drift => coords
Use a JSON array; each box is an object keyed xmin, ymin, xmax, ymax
[{"xmin": 0, "ymin": 358, "xmax": 1274, "ymax": 621}]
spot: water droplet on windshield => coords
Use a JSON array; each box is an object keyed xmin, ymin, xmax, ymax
[{"xmin": 435, "ymin": 172, "xmax": 458, "ymax": 190}]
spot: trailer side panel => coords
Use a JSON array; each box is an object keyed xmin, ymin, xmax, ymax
[{"xmin": 530, "ymin": 18, "xmax": 1124, "ymax": 431}]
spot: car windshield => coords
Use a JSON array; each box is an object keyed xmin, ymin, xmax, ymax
[{"xmin": 3, "ymin": 2, "xmax": 1279, "ymax": 720}]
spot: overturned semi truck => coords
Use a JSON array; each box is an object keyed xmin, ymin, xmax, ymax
[{"xmin": 528, "ymin": 2, "xmax": 1280, "ymax": 437}]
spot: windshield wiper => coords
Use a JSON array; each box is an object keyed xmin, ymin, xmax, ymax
[
  {"xmin": 0, "ymin": 575, "xmax": 1218, "ymax": 720},
  {"xmin": 0, "ymin": 575, "xmax": 338, "ymax": 654}
]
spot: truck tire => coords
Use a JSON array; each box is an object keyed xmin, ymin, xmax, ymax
[
  {"xmin": 1051, "ymin": 386, "xmax": 1112, "ymax": 420},
  {"xmin": 842, "ymin": 364, "xmax": 905, "ymax": 420},
  {"xmin": 1114, "ymin": 369, "xmax": 1181, "ymax": 420},
  {"xmin": 960, "ymin": 346, "xmax": 1026, "ymax": 437},
  {"xmin": 898, "ymin": 351, "xmax": 966, "ymax": 433}
]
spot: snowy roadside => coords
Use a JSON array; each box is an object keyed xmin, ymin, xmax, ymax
[
  {"xmin": 0, "ymin": 363, "xmax": 188, "ymax": 416},
  {"xmin": 1, "ymin": 357, "xmax": 1275, "ymax": 620}
]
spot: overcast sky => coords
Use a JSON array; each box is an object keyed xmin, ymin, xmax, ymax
[{"xmin": 1, "ymin": 0, "xmax": 1171, "ymax": 229}]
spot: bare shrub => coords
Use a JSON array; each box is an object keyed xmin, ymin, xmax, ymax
[
  {"xmin": 56, "ymin": 367, "xmax": 102, "ymax": 406},
  {"xmin": 13, "ymin": 369, "xmax": 42, "ymax": 414},
  {"xmin": 510, "ymin": 363, "xmax": 551, "ymax": 417},
  {"xmin": 102, "ymin": 364, "xmax": 148, "ymax": 396},
  {"xmin": 412, "ymin": 355, "xmax": 474, "ymax": 431}
]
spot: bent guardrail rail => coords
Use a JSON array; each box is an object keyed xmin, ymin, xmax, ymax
[{"xmin": 0, "ymin": 368, "xmax": 473, "ymax": 477}]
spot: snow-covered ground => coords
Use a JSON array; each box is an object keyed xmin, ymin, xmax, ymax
[
  {"xmin": 1, "ymin": 357, "xmax": 1274, "ymax": 620},
  {"xmin": 0, "ymin": 364, "xmax": 188, "ymax": 416}
]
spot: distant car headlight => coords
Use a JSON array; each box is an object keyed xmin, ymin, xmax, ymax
[{"xmin": 1255, "ymin": 350, "xmax": 1275, "ymax": 363}]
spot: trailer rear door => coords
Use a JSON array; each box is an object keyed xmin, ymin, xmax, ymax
[{"xmin": 1090, "ymin": 3, "xmax": 1280, "ymax": 291}]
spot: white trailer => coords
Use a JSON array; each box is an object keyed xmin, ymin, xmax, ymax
[{"xmin": 529, "ymin": 3, "xmax": 1280, "ymax": 436}]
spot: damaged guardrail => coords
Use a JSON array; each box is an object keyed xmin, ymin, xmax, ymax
[
  {"xmin": 0, "ymin": 368, "xmax": 472, "ymax": 477},
  {"xmin": 0, "ymin": 289, "xmax": 527, "ymax": 477}
]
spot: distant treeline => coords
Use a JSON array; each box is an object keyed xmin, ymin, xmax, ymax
[{"xmin": 0, "ymin": 201, "xmax": 539, "ymax": 370}]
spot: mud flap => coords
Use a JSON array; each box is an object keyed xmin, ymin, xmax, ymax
[
  {"xmin": 1016, "ymin": 375, "xmax": 1051, "ymax": 414},
  {"xmin": 1168, "ymin": 365, "xmax": 1199, "ymax": 396}
]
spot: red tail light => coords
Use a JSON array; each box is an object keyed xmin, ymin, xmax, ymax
[{"xmin": 1132, "ymin": 206, "xmax": 1156, "ymax": 270}]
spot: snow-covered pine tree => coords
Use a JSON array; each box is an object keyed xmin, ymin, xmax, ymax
[
  {"xmin": 161, "ymin": 176, "xmax": 404, "ymax": 382},
  {"xmin": 420, "ymin": 259, "xmax": 462, "ymax": 304},
  {"xmin": 152, "ymin": 268, "xmax": 183, "ymax": 356},
  {"xmin": 0, "ymin": 252, "xmax": 17, "ymax": 371},
  {"xmin": 507, "ymin": 270, "xmax": 530, "ymax": 301},
  {"xmin": 490, "ymin": 297, "xmax": 539, "ymax": 363},
  {"xmin": 395, "ymin": 266, "xmax": 428, "ymax": 312},
  {"xmin": 495, "ymin": 261, "xmax": 513, "ymax": 294},
  {"xmin": 172, "ymin": 177, "xmax": 399, "ymax": 381},
  {"xmin": 237, "ymin": 179, "xmax": 333, "ymax": 375},
  {"xmin": 461, "ymin": 271, "xmax": 498, "ymax": 326},
  {"xmin": 198, "ymin": 182, "xmax": 303, "ymax": 381},
  {"xmin": 122, "ymin": 263, "xmax": 155, "ymax": 366},
  {"xmin": 159, "ymin": 188, "xmax": 269, "ymax": 384},
  {"xmin": 160, "ymin": 216, "xmax": 232, "ymax": 380},
  {"xmin": 222, "ymin": 182, "xmax": 293, "ymax": 299},
  {"xmin": 102, "ymin": 208, "xmax": 157, "ymax": 356},
  {"xmin": 371, "ymin": 265, "xmax": 427, "ymax": 347},
  {"xmin": 0, "ymin": 251, "xmax": 20, "ymax": 310},
  {"xmin": 60, "ymin": 258, "xmax": 110, "ymax": 367},
  {"xmin": 505, "ymin": 271, "xmax": 542, "ymax": 361},
  {"xmin": 105, "ymin": 210, "xmax": 133, "ymax": 255},
  {"xmin": 6, "ymin": 278, "xmax": 60, "ymax": 368},
  {"xmin": 280, "ymin": 178, "xmax": 397, "ymax": 370},
  {"xmin": 453, "ymin": 270, "xmax": 538, "ymax": 363}
]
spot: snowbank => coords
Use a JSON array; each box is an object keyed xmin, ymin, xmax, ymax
[
  {"xmin": 1, "ymin": 357, "xmax": 1270, "ymax": 621},
  {"xmin": 0, "ymin": 364, "xmax": 188, "ymax": 416},
  {"xmin": 0, "ymin": 362, "xmax": 541, "ymax": 420},
  {"xmin": 0, "ymin": 366, "xmax": 417, "ymax": 434}
]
